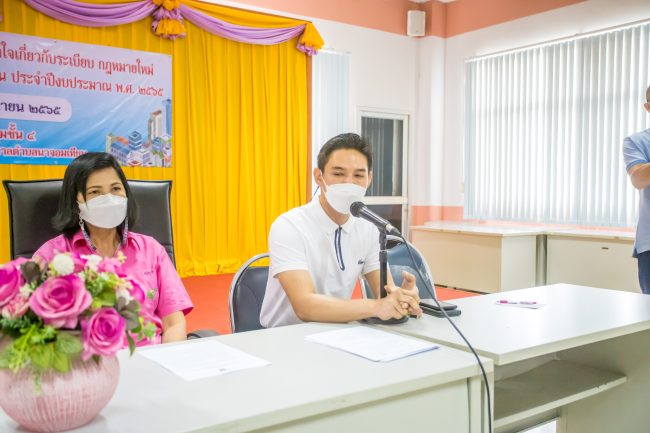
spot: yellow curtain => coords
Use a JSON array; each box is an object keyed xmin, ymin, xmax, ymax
[{"xmin": 0, "ymin": 0, "xmax": 308, "ymax": 275}]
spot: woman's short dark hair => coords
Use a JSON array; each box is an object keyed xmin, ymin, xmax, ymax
[
  {"xmin": 53, "ymin": 152, "xmax": 138, "ymax": 238},
  {"xmin": 317, "ymin": 133, "xmax": 373, "ymax": 172}
]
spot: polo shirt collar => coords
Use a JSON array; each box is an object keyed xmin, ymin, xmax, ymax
[
  {"xmin": 71, "ymin": 228, "xmax": 135, "ymax": 250},
  {"xmin": 309, "ymin": 195, "xmax": 355, "ymax": 235}
]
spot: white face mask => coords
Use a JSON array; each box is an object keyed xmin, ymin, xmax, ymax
[
  {"xmin": 78, "ymin": 194, "xmax": 128, "ymax": 229},
  {"xmin": 322, "ymin": 178, "xmax": 367, "ymax": 214}
]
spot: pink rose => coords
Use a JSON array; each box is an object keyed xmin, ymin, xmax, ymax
[
  {"xmin": 97, "ymin": 257, "xmax": 122, "ymax": 274},
  {"xmin": 0, "ymin": 257, "xmax": 27, "ymax": 308},
  {"xmin": 1, "ymin": 294, "xmax": 29, "ymax": 319},
  {"xmin": 81, "ymin": 308, "xmax": 127, "ymax": 361},
  {"xmin": 28, "ymin": 274, "xmax": 92, "ymax": 328}
]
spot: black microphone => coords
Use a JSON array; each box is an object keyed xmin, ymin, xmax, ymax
[{"xmin": 350, "ymin": 202, "xmax": 401, "ymax": 235}]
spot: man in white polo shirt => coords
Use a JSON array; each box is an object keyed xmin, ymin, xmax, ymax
[{"xmin": 260, "ymin": 133, "xmax": 422, "ymax": 328}]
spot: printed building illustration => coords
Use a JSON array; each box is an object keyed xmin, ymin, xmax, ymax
[{"xmin": 105, "ymin": 102, "xmax": 172, "ymax": 167}]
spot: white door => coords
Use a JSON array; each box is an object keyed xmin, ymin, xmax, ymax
[{"xmin": 358, "ymin": 109, "xmax": 409, "ymax": 233}]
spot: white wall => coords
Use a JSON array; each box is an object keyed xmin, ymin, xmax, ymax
[
  {"xmin": 422, "ymin": 0, "xmax": 650, "ymax": 209},
  {"xmin": 312, "ymin": 20, "xmax": 418, "ymax": 122},
  {"xmin": 412, "ymin": 36, "xmax": 445, "ymax": 206}
]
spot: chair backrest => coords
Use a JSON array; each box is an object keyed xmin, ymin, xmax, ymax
[
  {"xmin": 386, "ymin": 235, "xmax": 436, "ymax": 300},
  {"xmin": 362, "ymin": 235, "xmax": 437, "ymax": 300},
  {"xmin": 229, "ymin": 253, "xmax": 269, "ymax": 333},
  {"xmin": 3, "ymin": 179, "xmax": 175, "ymax": 265}
]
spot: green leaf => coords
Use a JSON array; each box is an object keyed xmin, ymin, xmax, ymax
[
  {"xmin": 126, "ymin": 333, "xmax": 136, "ymax": 355},
  {"xmin": 0, "ymin": 349, "xmax": 10, "ymax": 368},
  {"xmin": 5, "ymin": 330, "xmax": 33, "ymax": 371},
  {"xmin": 30, "ymin": 344, "xmax": 54, "ymax": 371},
  {"xmin": 52, "ymin": 351, "xmax": 70, "ymax": 373},
  {"xmin": 116, "ymin": 296, "xmax": 128, "ymax": 310},
  {"xmin": 103, "ymin": 272, "xmax": 120, "ymax": 289},
  {"xmin": 42, "ymin": 326, "xmax": 57, "ymax": 340},
  {"xmin": 55, "ymin": 333, "xmax": 83, "ymax": 356},
  {"xmin": 143, "ymin": 322, "xmax": 157, "ymax": 340},
  {"xmin": 121, "ymin": 310, "xmax": 140, "ymax": 331},
  {"xmin": 99, "ymin": 288, "xmax": 116, "ymax": 305},
  {"xmin": 125, "ymin": 300, "xmax": 141, "ymax": 314}
]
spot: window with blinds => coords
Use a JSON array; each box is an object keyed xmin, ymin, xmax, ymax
[{"xmin": 465, "ymin": 22, "xmax": 650, "ymax": 227}]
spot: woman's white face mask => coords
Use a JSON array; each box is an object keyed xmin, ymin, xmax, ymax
[
  {"xmin": 78, "ymin": 194, "xmax": 128, "ymax": 228},
  {"xmin": 322, "ymin": 178, "xmax": 367, "ymax": 214}
]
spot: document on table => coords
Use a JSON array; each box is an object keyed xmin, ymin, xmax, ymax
[
  {"xmin": 305, "ymin": 326, "xmax": 438, "ymax": 362},
  {"xmin": 138, "ymin": 340, "xmax": 270, "ymax": 381}
]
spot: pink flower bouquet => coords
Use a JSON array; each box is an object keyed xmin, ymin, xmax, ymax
[{"xmin": 0, "ymin": 252, "xmax": 155, "ymax": 377}]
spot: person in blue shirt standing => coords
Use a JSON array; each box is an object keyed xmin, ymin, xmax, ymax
[{"xmin": 623, "ymin": 85, "xmax": 650, "ymax": 294}]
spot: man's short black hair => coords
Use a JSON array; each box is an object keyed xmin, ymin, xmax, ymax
[
  {"xmin": 317, "ymin": 133, "xmax": 373, "ymax": 172},
  {"xmin": 646, "ymin": 85, "xmax": 650, "ymax": 103},
  {"xmin": 53, "ymin": 152, "xmax": 138, "ymax": 238}
]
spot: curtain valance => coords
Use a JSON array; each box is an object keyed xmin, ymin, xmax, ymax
[{"xmin": 22, "ymin": 0, "xmax": 324, "ymax": 54}]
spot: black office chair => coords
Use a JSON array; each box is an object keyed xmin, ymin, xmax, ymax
[
  {"xmin": 229, "ymin": 253, "xmax": 269, "ymax": 333},
  {"xmin": 3, "ymin": 178, "xmax": 216, "ymax": 339},
  {"xmin": 362, "ymin": 235, "xmax": 437, "ymax": 300},
  {"xmin": 3, "ymin": 179, "xmax": 175, "ymax": 264}
]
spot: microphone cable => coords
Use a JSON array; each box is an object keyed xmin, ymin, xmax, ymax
[{"xmin": 397, "ymin": 234, "xmax": 493, "ymax": 433}]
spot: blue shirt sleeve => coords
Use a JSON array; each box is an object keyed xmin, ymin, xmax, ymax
[{"xmin": 623, "ymin": 134, "xmax": 649, "ymax": 172}]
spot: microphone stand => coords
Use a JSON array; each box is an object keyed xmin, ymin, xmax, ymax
[{"xmin": 363, "ymin": 230, "xmax": 408, "ymax": 325}]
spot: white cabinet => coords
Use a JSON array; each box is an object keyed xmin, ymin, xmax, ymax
[
  {"xmin": 546, "ymin": 230, "xmax": 639, "ymax": 293},
  {"xmin": 409, "ymin": 223, "xmax": 638, "ymax": 294},
  {"xmin": 410, "ymin": 223, "xmax": 542, "ymax": 293}
]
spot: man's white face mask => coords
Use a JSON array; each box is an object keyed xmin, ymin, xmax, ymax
[
  {"xmin": 78, "ymin": 194, "xmax": 128, "ymax": 228},
  {"xmin": 322, "ymin": 177, "xmax": 367, "ymax": 214}
]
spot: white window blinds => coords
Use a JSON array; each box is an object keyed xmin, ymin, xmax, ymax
[
  {"xmin": 465, "ymin": 22, "xmax": 650, "ymax": 226},
  {"xmin": 312, "ymin": 50, "xmax": 350, "ymax": 162}
]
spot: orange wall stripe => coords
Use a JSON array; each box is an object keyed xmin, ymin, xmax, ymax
[
  {"xmin": 227, "ymin": 0, "xmax": 415, "ymax": 35},
  {"xmin": 223, "ymin": 0, "xmax": 586, "ymax": 38},
  {"xmin": 411, "ymin": 205, "xmax": 464, "ymax": 226},
  {"xmin": 423, "ymin": 0, "xmax": 447, "ymax": 38},
  {"xmin": 445, "ymin": 0, "xmax": 586, "ymax": 37},
  {"xmin": 411, "ymin": 205, "xmax": 443, "ymax": 225}
]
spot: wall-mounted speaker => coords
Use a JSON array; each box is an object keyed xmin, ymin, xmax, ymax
[{"xmin": 407, "ymin": 10, "xmax": 426, "ymax": 37}]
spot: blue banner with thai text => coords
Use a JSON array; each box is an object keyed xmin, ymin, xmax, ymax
[{"xmin": 0, "ymin": 32, "xmax": 172, "ymax": 167}]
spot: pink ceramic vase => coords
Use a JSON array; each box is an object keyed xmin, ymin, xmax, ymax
[{"xmin": 0, "ymin": 356, "xmax": 120, "ymax": 433}]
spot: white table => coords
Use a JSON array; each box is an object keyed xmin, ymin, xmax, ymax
[
  {"xmin": 1, "ymin": 323, "xmax": 492, "ymax": 433},
  {"xmin": 546, "ymin": 228, "xmax": 639, "ymax": 292},
  {"xmin": 383, "ymin": 284, "xmax": 650, "ymax": 433},
  {"xmin": 411, "ymin": 222, "xmax": 544, "ymax": 293}
]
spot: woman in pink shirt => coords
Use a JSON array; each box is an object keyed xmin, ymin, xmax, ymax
[{"xmin": 34, "ymin": 152, "xmax": 193, "ymax": 345}]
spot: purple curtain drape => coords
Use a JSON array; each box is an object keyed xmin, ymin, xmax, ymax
[
  {"xmin": 22, "ymin": 0, "xmax": 157, "ymax": 27},
  {"xmin": 179, "ymin": 5, "xmax": 305, "ymax": 46},
  {"xmin": 20, "ymin": 0, "xmax": 319, "ymax": 54}
]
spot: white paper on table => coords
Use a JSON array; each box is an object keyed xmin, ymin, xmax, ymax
[
  {"xmin": 305, "ymin": 326, "xmax": 438, "ymax": 362},
  {"xmin": 138, "ymin": 340, "xmax": 270, "ymax": 381}
]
